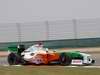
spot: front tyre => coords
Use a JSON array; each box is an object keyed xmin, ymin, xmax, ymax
[
  {"xmin": 8, "ymin": 53, "xmax": 20, "ymax": 65},
  {"xmin": 59, "ymin": 53, "xmax": 72, "ymax": 66}
]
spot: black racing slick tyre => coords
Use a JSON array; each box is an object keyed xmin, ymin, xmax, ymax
[
  {"xmin": 59, "ymin": 53, "xmax": 72, "ymax": 66},
  {"xmin": 8, "ymin": 53, "xmax": 20, "ymax": 65}
]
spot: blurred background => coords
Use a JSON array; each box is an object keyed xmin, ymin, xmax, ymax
[{"xmin": 0, "ymin": 0, "xmax": 100, "ymax": 50}]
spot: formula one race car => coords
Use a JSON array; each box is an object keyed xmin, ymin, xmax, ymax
[{"xmin": 7, "ymin": 44, "xmax": 95, "ymax": 66}]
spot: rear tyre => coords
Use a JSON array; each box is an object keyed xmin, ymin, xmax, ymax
[
  {"xmin": 8, "ymin": 53, "xmax": 20, "ymax": 65},
  {"xmin": 59, "ymin": 53, "xmax": 72, "ymax": 66}
]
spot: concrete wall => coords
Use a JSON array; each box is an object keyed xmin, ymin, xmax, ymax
[{"xmin": 1, "ymin": 38, "xmax": 100, "ymax": 51}]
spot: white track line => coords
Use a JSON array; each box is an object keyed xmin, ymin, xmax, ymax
[
  {"xmin": 2, "ymin": 65, "xmax": 22, "ymax": 67},
  {"xmin": 66, "ymin": 66, "xmax": 78, "ymax": 67},
  {"xmin": 83, "ymin": 66, "xmax": 100, "ymax": 68},
  {"xmin": 2, "ymin": 65, "xmax": 100, "ymax": 68},
  {"xmin": 66, "ymin": 66, "xmax": 100, "ymax": 68}
]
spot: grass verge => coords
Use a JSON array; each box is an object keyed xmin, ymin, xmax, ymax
[{"xmin": 0, "ymin": 66, "xmax": 100, "ymax": 75}]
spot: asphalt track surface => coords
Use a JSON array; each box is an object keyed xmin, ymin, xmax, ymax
[
  {"xmin": 0, "ymin": 53, "xmax": 100, "ymax": 66},
  {"xmin": 90, "ymin": 53, "xmax": 100, "ymax": 66}
]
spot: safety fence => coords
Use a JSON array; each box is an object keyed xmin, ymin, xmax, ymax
[{"xmin": 0, "ymin": 18, "xmax": 100, "ymax": 50}]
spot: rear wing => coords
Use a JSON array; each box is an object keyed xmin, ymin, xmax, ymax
[
  {"xmin": 8, "ymin": 45, "xmax": 18, "ymax": 53},
  {"xmin": 8, "ymin": 45, "xmax": 25, "ymax": 54}
]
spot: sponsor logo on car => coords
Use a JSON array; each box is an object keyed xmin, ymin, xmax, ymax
[{"xmin": 71, "ymin": 60, "xmax": 83, "ymax": 65}]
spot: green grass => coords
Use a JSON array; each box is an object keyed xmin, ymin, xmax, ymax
[{"xmin": 0, "ymin": 66, "xmax": 100, "ymax": 75}]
